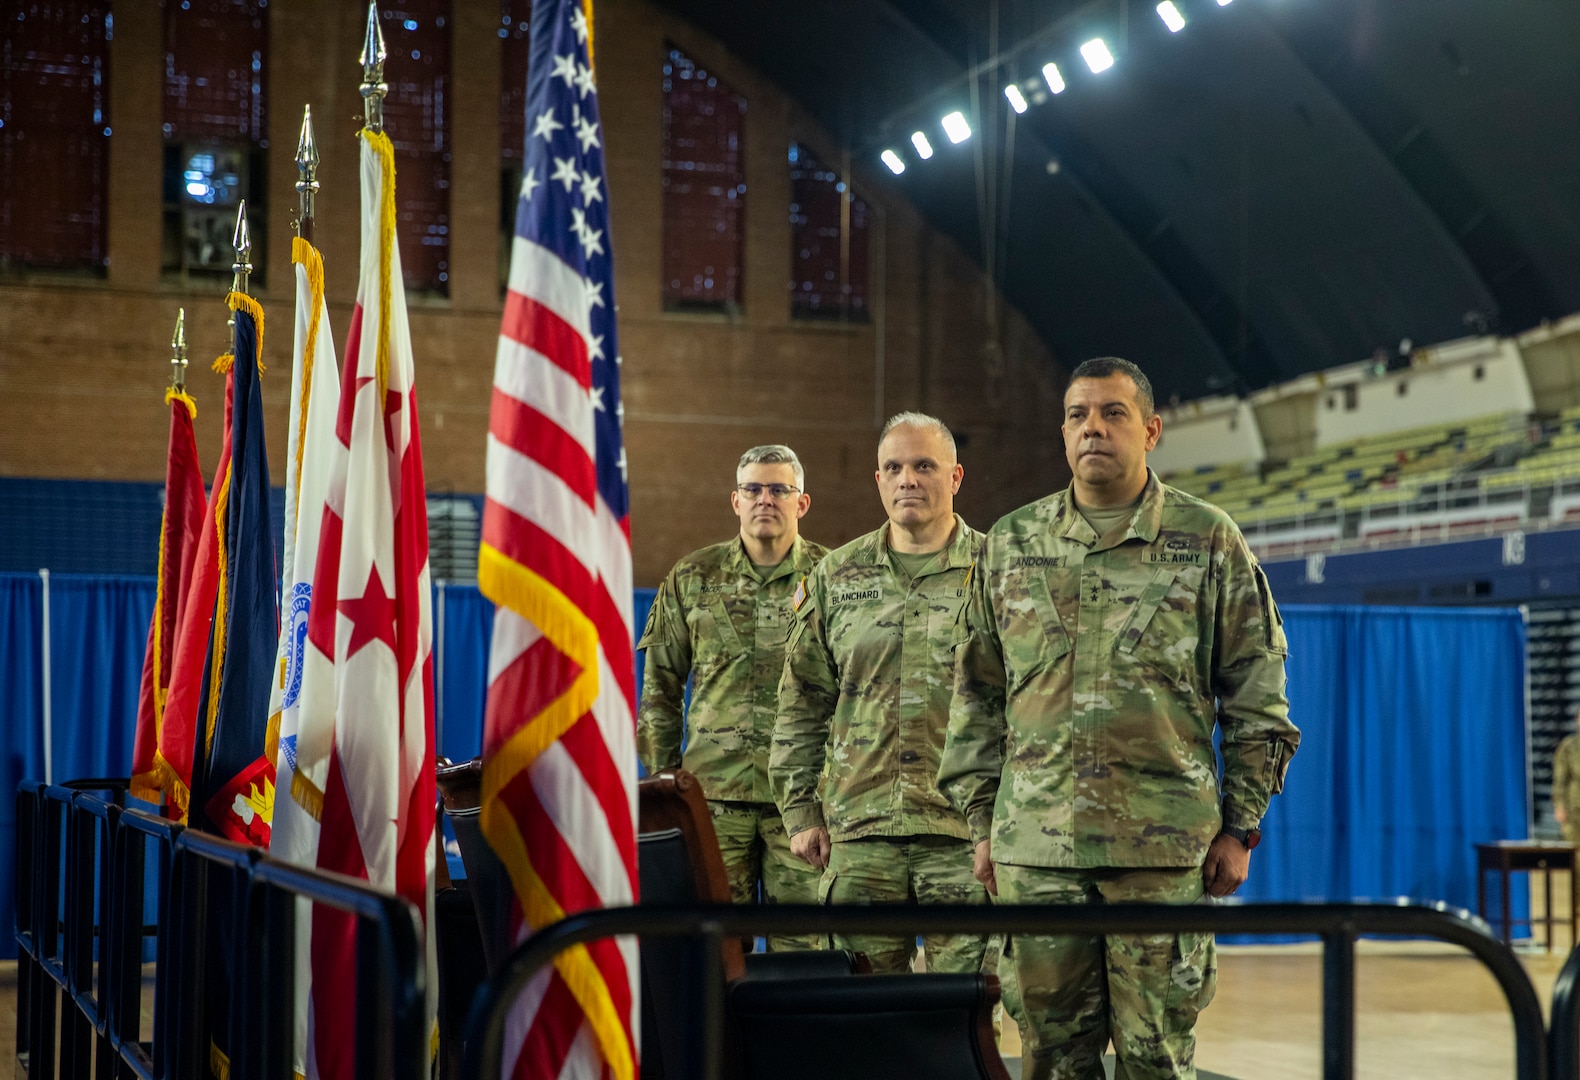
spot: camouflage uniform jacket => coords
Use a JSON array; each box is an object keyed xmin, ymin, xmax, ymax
[
  {"xmin": 1554, "ymin": 734, "xmax": 1580, "ymax": 818},
  {"xmin": 939, "ymin": 472, "xmax": 1299, "ymax": 869},
  {"xmin": 773, "ymin": 515, "xmax": 980, "ymax": 842},
  {"xmin": 637, "ymin": 535, "xmax": 828, "ymax": 803}
]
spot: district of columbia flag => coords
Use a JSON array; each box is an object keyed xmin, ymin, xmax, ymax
[
  {"xmin": 480, "ymin": 2, "xmax": 639, "ymax": 1078},
  {"xmin": 131, "ymin": 383, "xmax": 206, "ymax": 806},
  {"xmin": 297, "ymin": 128, "xmax": 438, "ymax": 1080},
  {"xmin": 266, "ymin": 233, "xmax": 341, "ymax": 1080}
]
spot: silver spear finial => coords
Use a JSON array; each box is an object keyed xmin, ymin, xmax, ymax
[
  {"xmin": 170, "ymin": 307, "xmax": 189, "ymax": 391},
  {"xmin": 359, "ymin": 2, "xmax": 388, "ymax": 134},
  {"xmin": 295, "ymin": 103, "xmax": 320, "ymax": 240},
  {"xmin": 231, "ymin": 199, "xmax": 252, "ymax": 295}
]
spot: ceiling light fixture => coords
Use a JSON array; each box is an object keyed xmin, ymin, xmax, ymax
[
  {"xmin": 1157, "ymin": 1, "xmax": 1186, "ymax": 32},
  {"xmin": 941, "ymin": 110, "xmax": 972, "ymax": 143},
  {"xmin": 1004, "ymin": 83, "xmax": 1029, "ymax": 114},
  {"xmin": 1081, "ymin": 38, "xmax": 1115, "ymax": 73},
  {"xmin": 881, "ymin": 149, "xmax": 906, "ymax": 175},
  {"xmin": 1042, "ymin": 62, "xmax": 1067, "ymax": 94},
  {"xmin": 911, "ymin": 131, "xmax": 934, "ymax": 159}
]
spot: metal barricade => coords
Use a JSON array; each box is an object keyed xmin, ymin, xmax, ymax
[
  {"xmin": 13, "ymin": 786, "xmax": 428, "ymax": 1080},
  {"xmin": 462, "ymin": 901, "xmax": 1549, "ymax": 1080},
  {"xmin": 1548, "ymin": 941, "xmax": 1580, "ymax": 1078}
]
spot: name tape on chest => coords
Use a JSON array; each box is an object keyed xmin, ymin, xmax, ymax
[
  {"xmin": 831, "ymin": 588, "xmax": 882, "ymax": 605},
  {"xmin": 1009, "ymin": 556, "xmax": 1068, "ymax": 569}
]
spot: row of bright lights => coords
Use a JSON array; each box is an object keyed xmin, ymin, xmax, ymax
[{"xmin": 881, "ymin": 0, "xmax": 1234, "ymax": 175}]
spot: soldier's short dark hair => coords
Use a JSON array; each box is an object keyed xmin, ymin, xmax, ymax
[{"xmin": 1066, "ymin": 357, "xmax": 1156, "ymax": 417}]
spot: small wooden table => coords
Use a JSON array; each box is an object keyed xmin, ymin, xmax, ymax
[{"xmin": 1475, "ymin": 840, "xmax": 1578, "ymax": 951}]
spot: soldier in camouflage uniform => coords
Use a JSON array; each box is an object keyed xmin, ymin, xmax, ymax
[
  {"xmin": 772, "ymin": 413, "xmax": 992, "ymax": 974},
  {"xmin": 1552, "ymin": 707, "xmax": 1580, "ymax": 842},
  {"xmin": 637, "ymin": 445, "xmax": 829, "ymax": 951},
  {"xmin": 940, "ymin": 358, "xmax": 1300, "ymax": 1080}
]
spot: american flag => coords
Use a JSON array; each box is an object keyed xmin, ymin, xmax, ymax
[{"xmin": 479, "ymin": 0, "xmax": 638, "ymax": 1078}]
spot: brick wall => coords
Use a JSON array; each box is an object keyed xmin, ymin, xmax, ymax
[{"xmin": 0, "ymin": 0, "xmax": 1071, "ymax": 585}]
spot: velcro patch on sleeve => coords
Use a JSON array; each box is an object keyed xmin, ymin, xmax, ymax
[{"xmin": 792, "ymin": 576, "xmax": 808, "ymax": 612}]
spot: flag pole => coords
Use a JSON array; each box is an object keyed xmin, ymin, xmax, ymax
[
  {"xmin": 294, "ymin": 105, "xmax": 319, "ymax": 244},
  {"xmin": 359, "ymin": 2, "xmax": 387, "ymax": 135},
  {"xmin": 170, "ymin": 307, "xmax": 188, "ymax": 392}
]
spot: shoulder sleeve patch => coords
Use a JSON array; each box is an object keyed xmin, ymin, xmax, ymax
[{"xmin": 792, "ymin": 575, "xmax": 808, "ymax": 612}]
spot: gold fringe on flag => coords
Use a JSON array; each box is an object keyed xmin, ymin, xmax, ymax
[
  {"xmin": 151, "ymin": 750, "xmax": 191, "ymax": 822},
  {"xmin": 164, "ymin": 387, "xmax": 198, "ymax": 419},
  {"xmin": 203, "ymin": 469, "xmax": 234, "ymax": 756},
  {"xmin": 360, "ymin": 129, "xmax": 398, "ymax": 403},
  {"xmin": 290, "ymin": 235, "xmax": 327, "ymax": 509},
  {"xmin": 291, "ymin": 770, "xmax": 326, "ymax": 822},
  {"xmin": 212, "ymin": 354, "xmax": 235, "ymax": 374},
  {"xmin": 226, "ymin": 290, "xmax": 267, "ymax": 369},
  {"xmin": 210, "ymin": 1039, "xmax": 230, "ymax": 1080}
]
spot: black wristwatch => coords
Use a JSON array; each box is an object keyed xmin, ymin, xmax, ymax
[{"xmin": 1221, "ymin": 824, "xmax": 1261, "ymax": 851}]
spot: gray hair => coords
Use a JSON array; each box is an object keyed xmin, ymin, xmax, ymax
[
  {"xmin": 879, "ymin": 411, "xmax": 957, "ymax": 461},
  {"xmin": 737, "ymin": 444, "xmax": 805, "ymax": 490},
  {"xmin": 1066, "ymin": 357, "xmax": 1156, "ymax": 417}
]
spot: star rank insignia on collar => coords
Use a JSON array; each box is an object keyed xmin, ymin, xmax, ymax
[{"xmin": 792, "ymin": 576, "xmax": 808, "ymax": 612}]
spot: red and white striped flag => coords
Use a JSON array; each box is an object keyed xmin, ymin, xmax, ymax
[
  {"xmin": 295, "ymin": 127, "xmax": 438, "ymax": 1080},
  {"xmin": 480, "ymin": 1, "xmax": 639, "ymax": 1077}
]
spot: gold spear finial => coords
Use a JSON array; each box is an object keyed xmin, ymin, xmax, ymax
[
  {"xmin": 295, "ymin": 103, "xmax": 320, "ymax": 241},
  {"xmin": 231, "ymin": 200, "xmax": 252, "ymax": 295},
  {"xmin": 170, "ymin": 307, "xmax": 189, "ymax": 391},
  {"xmin": 359, "ymin": 2, "xmax": 388, "ymax": 135}
]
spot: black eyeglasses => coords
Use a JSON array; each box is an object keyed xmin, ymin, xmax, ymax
[{"xmin": 737, "ymin": 483, "xmax": 801, "ymax": 500}]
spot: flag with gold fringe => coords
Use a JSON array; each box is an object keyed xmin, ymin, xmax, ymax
[
  {"xmin": 156, "ymin": 353, "xmax": 236, "ymax": 823},
  {"xmin": 130, "ymin": 380, "xmax": 206, "ymax": 806},
  {"xmin": 296, "ymin": 127, "xmax": 438, "ymax": 1080},
  {"xmin": 266, "ymin": 232, "xmax": 341, "ymax": 1079},
  {"xmin": 480, "ymin": 1, "xmax": 640, "ymax": 1077},
  {"xmin": 189, "ymin": 290, "xmax": 279, "ymax": 845}
]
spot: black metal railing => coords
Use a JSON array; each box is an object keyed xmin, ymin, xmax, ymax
[
  {"xmin": 13, "ymin": 783, "xmax": 428, "ymax": 1080},
  {"xmin": 1549, "ymin": 937, "xmax": 1580, "ymax": 1078},
  {"xmin": 461, "ymin": 901, "xmax": 1549, "ymax": 1080}
]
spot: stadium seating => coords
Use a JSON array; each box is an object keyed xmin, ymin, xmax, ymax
[{"xmin": 1164, "ymin": 408, "xmax": 1580, "ymax": 555}]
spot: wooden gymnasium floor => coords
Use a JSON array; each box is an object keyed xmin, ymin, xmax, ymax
[{"xmin": 2, "ymin": 927, "xmax": 1573, "ymax": 1079}]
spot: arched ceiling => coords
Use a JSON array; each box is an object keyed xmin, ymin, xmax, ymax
[{"xmin": 652, "ymin": 0, "xmax": 1580, "ymax": 404}]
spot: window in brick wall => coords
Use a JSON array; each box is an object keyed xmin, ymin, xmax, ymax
[
  {"xmin": 498, "ymin": 0, "xmax": 530, "ymax": 292},
  {"xmin": 662, "ymin": 45, "xmax": 745, "ymax": 314},
  {"xmin": 789, "ymin": 142, "xmax": 869, "ymax": 323},
  {"xmin": 160, "ymin": 0, "xmax": 268, "ymax": 287},
  {"xmin": 382, "ymin": 2, "xmax": 452, "ymax": 296},
  {"xmin": 0, "ymin": 2, "xmax": 111, "ymax": 277}
]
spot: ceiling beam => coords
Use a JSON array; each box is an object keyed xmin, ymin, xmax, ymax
[{"xmin": 1262, "ymin": 11, "xmax": 1559, "ymax": 335}]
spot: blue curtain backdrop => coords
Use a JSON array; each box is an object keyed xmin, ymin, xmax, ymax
[
  {"xmin": 1241, "ymin": 605, "xmax": 1529, "ymax": 922},
  {"xmin": 1, "ymin": 576, "xmax": 1526, "ymax": 958}
]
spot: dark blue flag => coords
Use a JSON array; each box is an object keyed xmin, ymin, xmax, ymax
[{"xmin": 191, "ymin": 294, "xmax": 279, "ymax": 846}]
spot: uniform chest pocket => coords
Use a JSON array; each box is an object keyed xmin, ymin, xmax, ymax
[
  {"xmin": 1116, "ymin": 565, "xmax": 1205, "ymax": 689},
  {"xmin": 998, "ymin": 571, "xmax": 1072, "ymax": 688},
  {"xmin": 691, "ymin": 595, "xmax": 747, "ymax": 662}
]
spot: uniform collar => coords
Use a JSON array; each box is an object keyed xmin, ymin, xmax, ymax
[
  {"xmin": 1054, "ymin": 470, "xmax": 1164, "ymax": 549},
  {"xmin": 730, "ymin": 534, "xmax": 812, "ymax": 583},
  {"xmin": 855, "ymin": 513, "xmax": 975, "ymax": 572}
]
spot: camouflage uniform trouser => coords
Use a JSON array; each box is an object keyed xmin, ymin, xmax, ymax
[
  {"xmin": 819, "ymin": 834, "xmax": 991, "ymax": 975},
  {"xmin": 708, "ymin": 800, "xmax": 823, "ymax": 951},
  {"xmin": 997, "ymin": 864, "xmax": 1216, "ymax": 1080}
]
